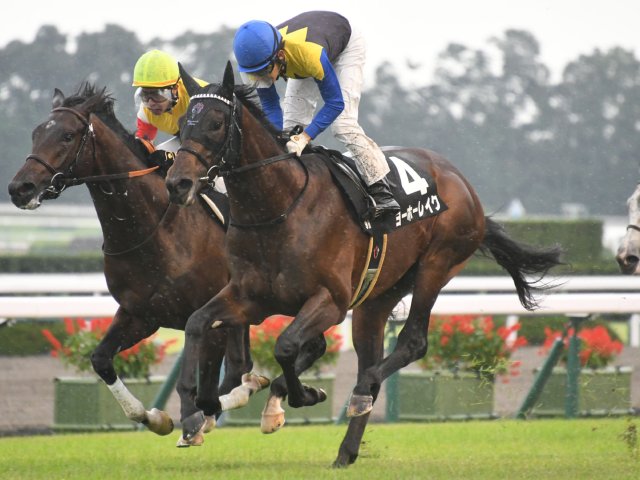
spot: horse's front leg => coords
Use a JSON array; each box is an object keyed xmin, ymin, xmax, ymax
[
  {"xmin": 262, "ymin": 289, "xmax": 342, "ymax": 433},
  {"xmin": 261, "ymin": 333, "xmax": 328, "ymax": 433},
  {"xmin": 90, "ymin": 308, "xmax": 173, "ymax": 435},
  {"xmin": 178, "ymin": 304, "xmax": 228, "ymax": 446}
]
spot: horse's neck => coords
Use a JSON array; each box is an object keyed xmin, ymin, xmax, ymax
[
  {"xmin": 86, "ymin": 119, "xmax": 168, "ymax": 234},
  {"xmin": 227, "ymin": 116, "xmax": 305, "ymax": 217}
]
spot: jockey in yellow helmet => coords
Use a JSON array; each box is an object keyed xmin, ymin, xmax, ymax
[
  {"xmin": 132, "ymin": 49, "xmax": 208, "ymax": 143},
  {"xmin": 131, "ymin": 49, "xmax": 208, "ymax": 174}
]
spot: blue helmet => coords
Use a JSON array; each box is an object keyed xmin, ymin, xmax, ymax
[{"xmin": 233, "ymin": 20, "xmax": 282, "ymax": 73}]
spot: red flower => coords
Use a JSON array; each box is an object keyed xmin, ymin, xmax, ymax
[
  {"xmin": 420, "ymin": 315, "xmax": 527, "ymax": 380},
  {"xmin": 41, "ymin": 317, "xmax": 176, "ymax": 378},
  {"xmin": 540, "ymin": 325, "xmax": 623, "ymax": 369}
]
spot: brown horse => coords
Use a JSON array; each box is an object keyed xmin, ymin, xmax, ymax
[
  {"xmin": 165, "ymin": 62, "xmax": 562, "ymax": 467},
  {"xmin": 8, "ymin": 84, "xmax": 268, "ymax": 446},
  {"xmin": 616, "ymin": 183, "xmax": 640, "ymax": 274}
]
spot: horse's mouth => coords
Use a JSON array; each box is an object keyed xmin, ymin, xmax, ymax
[{"xmin": 10, "ymin": 193, "xmax": 42, "ymax": 210}]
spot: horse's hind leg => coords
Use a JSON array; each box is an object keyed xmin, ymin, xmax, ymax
[
  {"xmin": 334, "ymin": 297, "xmax": 396, "ymax": 468},
  {"xmin": 90, "ymin": 308, "xmax": 173, "ymax": 435},
  {"xmin": 348, "ymin": 257, "xmax": 453, "ymax": 418},
  {"xmin": 218, "ymin": 325, "xmax": 270, "ymax": 412}
]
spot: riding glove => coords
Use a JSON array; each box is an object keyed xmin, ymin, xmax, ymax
[
  {"xmin": 286, "ymin": 133, "xmax": 310, "ymax": 157},
  {"xmin": 148, "ymin": 150, "xmax": 175, "ymax": 174}
]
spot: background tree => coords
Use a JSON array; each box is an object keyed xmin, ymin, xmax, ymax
[{"xmin": 1, "ymin": 25, "xmax": 639, "ymax": 216}]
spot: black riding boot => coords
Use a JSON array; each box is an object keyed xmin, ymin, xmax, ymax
[{"xmin": 367, "ymin": 177, "xmax": 400, "ymax": 217}]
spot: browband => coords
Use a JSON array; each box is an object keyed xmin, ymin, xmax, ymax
[{"xmin": 189, "ymin": 93, "xmax": 233, "ymax": 106}]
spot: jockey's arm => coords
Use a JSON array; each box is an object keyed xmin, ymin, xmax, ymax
[
  {"xmin": 306, "ymin": 51, "xmax": 345, "ymax": 139},
  {"xmin": 256, "ymin": 84, "xmax": 284, "ymax": 131},
  {"xmin": 135, "ymin": 106, "xmax": 159, "ymax": 142}
]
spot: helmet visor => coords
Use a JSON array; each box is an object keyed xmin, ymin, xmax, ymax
[{"xmin": 140, "ymin": 88, "xmax": 174, "ymax": 105}]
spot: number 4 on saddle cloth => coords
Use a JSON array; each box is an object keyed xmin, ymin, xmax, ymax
[{"xmin": 309, "ymin": 145, "xmax": 448, "ymax": 309}]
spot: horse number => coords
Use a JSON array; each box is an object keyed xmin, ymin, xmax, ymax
[{"xmin": 389, "ymin": 156, "xmax": 429, "ymax": 196}]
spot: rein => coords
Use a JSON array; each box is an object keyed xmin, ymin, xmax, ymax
[
  {"xmin": 627, "ymin": 224, "xmax": 640, "ymax": 233},
  {"xmin": 25, "ymin": 107, "xmax": 159, "ymax": 195},
  {"xmin": 102, "ymin": 202, "xmax": 174, "ymax": 256},
  {"xmin": 229, "ymin": 153, "xmax": 310, "ymax": 229}
]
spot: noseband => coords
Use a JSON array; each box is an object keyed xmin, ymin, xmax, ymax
[{"xmin": 25, "ymin": 106, "xmax": 96, "ymax": 198}]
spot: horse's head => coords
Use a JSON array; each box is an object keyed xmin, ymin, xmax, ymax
[
  {"xmin": 166, "ymin": 62, "xmax": 239, "ymax": 206},
  {"xmin": 8, "ymin": 85, "xmax": 109, "ymax": 209}
]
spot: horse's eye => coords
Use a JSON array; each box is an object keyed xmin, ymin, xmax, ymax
[
  {"xmin": 62, "ymin": 132, "xmax": 74, "ymax": 142},
  {"xmin": 211, "ymin": 121, "xmax": 223, "ymax": 130}
]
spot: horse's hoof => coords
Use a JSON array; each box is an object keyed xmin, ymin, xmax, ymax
[
  {"xmin": 260, "ymin": 412, "xmax": 285, "ymax": 434},
  {"xmin": 176, "ymin": 431, "xmax": 204, "ymax": 448},
  {"xmin": 202, "ymin": 415, "xmax": 216, "ymax": 434},
  {"xmin": 317, "ymin": 388, "xmax": 327, "ymax": 404},
  {"xmin": 145, "ymin": 408, "xmax": 174, "ymax": 436},
  {"xmin": 181, "ymin": 411, "xmax": 205, "ymax": 441},
  {"xmin": 242, "ymin": 372, "xmax": 270, "ymax": 392},
  {"xmin": 346, "ymin": 393, "xmax": 373, "ymax": 417}
]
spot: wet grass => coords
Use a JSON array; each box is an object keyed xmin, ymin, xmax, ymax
[{"xmin": 0, "ymin": 418, "xmax": 638, "ymax": 479}]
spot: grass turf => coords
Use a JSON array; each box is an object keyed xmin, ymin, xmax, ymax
[{"xmin": 0, "ymin": 418, "xmax": 638, "ymax": 479}]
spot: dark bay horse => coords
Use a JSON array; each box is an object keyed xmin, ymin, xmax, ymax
[
  {"xmin": 165, "ymin": 62, "xmax": 562, "ymax": 467},
  {"xmin": 616, "ymin": 183, "xmax": 640, "ymax": 274},
  {"xmin": 8, "ymin": 84, "xmax": 268, "ymax": 446}
]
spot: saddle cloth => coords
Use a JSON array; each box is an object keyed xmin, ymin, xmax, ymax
[{"xmin": 312, "ymin": 146, "xmax": 448, "ymax": 234}]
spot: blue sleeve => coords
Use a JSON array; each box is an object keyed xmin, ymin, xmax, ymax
[
  {"xmin": 256, "ymin": 84, "xmax": 283, "ymax": 131},
  {"xmin": 306, "ymin": 51, "xmax": 345, "ymax": 139}
]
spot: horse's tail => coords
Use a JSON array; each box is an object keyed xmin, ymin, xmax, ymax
[{"xmin": 479, "ymin": 217, "xmax": 564, "ymax": 310}]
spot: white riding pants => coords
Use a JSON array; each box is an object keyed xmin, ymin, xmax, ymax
[{"xmin": 282, "ymin": 28, "xmax": 389, "ymax": 186}]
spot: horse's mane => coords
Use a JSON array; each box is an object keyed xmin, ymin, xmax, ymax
[
  {"xmin": 233, "ymin": 84, "xmax": 285, "ymax": 144},
  {"xmin": 63, "ymin": 82, "xmax": 147, "ymax": 160}
]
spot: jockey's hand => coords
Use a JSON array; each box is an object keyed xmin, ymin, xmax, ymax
[
  {"xmin": 286, "ymin": 131, "xmax": 311, "ymax": 157},
  {"xmin": 148, "ymin": 150, "xmax": 175, "ymax": 174}
]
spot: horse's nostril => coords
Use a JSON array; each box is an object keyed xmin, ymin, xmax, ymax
[
  {"xmin": 8, "ymin": 182, "xmax": 35, "ymax": 199},
  {"xmin": 177, "ymin": 179, "xmax": 193, "ymax": 194}
]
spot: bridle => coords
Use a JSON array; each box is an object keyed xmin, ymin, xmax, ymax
[
  {"xmin": 177, "ymin": 92, "xmax": 309, "ymax": 228},
  {"xmin": 24, "ymin": 106, "xmax": 158, "ymax": 199}
]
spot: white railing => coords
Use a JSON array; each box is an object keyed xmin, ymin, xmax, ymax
[{"xmin": 1, "ymin": 274, "xmax": 639, "ymax": 345}]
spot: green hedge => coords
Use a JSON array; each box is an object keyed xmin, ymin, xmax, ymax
[
  {"xmin": 0, "ymin": 218, "xmax": 618, "ymax": 275},
  {"xmin": 0, "ymin": 320, "xmax": 70, "ymax": 356},
  {"xmin": 462, "ymin": 217, "xmax": 618, "ymax": 275},
  {"xmin": 0, "ymin": 254, "xmax": 104, "ymax": 273}
]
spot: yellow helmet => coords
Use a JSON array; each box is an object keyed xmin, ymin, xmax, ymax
[{"xmin": 132, "ymin": 50, "xmax": 179, "ymax": 88}]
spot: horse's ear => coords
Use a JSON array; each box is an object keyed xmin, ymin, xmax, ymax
[
  {"xmin": 179, "ymin": 63, "xmax": 201, "ymax": 96},
  {"xmin": 221, "ymin": 61, "xmax": 235, "ymax": 99},
  {"xmin": 52, "ymin": 88, "xmax": 65, "ymax": 109}
]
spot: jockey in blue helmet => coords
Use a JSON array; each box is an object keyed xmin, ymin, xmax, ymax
[{"xmin": 233, "ymin": 11, "xmax": 400, "ymax": 218}]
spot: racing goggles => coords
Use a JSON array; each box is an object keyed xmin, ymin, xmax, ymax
[
  {"xmin": 246, "ymin": 62, "xmax": 276, "ymax": 82},
  {"xmin": 140, "ymin": 87, "xmax": 174, "ymax": 105}
]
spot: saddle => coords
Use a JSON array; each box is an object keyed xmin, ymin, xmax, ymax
[{"xmin": 309, "ymin": 145, "xmax": 448, "ymax": 235}]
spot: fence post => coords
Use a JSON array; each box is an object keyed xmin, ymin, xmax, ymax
[
  {"xmin": 384, "ymin": 299, "xmax": 410, "ymax": 422},
  {"xmin": 384, "ymin": 322, "xmax": 400, "ymax": 422},
  {"xmin": 565, "ymin": 314, "xmax": 588, "ymax": 418},
  {"xmin": 516, "ymin": 336, "xmax": 565, "ymax": 419},
  {"xmin": 151, "ymin": 349, "xmax": 184, "ymax": 410}
]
